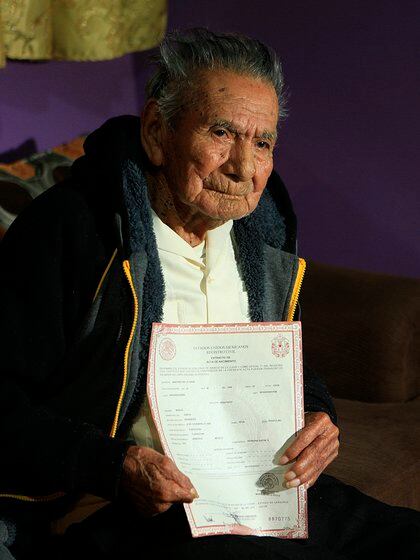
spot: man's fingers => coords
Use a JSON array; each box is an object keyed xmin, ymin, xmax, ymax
[
  {"xmin": 279, "ymin": 413, "xmax": 338, "ymax": 465},
  {"xmin": 121, "ymin": 446, "xmax": 199, "ymax": 517},
  {"xmin": 155, "ymin": 456, "xmax": 199, "ymax": 503},
  {"xmin": 278, "ymin": 425, "xmax": 320, "ymax": 464},
  {"xmin": 159, "ymin": 456, "xmax": 198, "ymax": 497},
  {"xmin": 152, "ymin": 476, "xmax": 196, "ymax": 503},
  {"xmin": 302, "ymin": 448, "xmax": 339, "ymax": 489},
  {"xmin": 283, "ymin": 440, "xmax": 339, "ymax": 489},
  {"xmin": 133, "ymin": 447, "xmax": 198, "ymax": 496},
  {"xmin": 292, "ymin": 437, "xmax": 338, "ymax": 475}
]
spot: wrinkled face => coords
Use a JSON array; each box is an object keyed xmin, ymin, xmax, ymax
[{"xmin": 160, "ymin": 70, "xmax": 279, "ymax": 221}]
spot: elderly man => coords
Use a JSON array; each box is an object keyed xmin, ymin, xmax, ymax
[{"xmin": 0, "ymin": 29, "xmax": 418, "ymax": 559}]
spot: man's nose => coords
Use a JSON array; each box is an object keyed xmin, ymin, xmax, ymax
[{"xmin": 222, "ymin": 141, "xmax": 256, "ymax": 182}]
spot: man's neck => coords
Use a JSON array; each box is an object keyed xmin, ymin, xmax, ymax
[{"xmin": 146, "ymin": 172, "xmax": 226, "ymax": 247}]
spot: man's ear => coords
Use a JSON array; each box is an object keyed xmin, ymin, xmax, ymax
[{"xmin": 140, "ymin": 99, "xmax": 167, "ymax": 166}]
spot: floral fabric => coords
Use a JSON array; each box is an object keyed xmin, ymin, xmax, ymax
[{"xmin": 0, "ymin": 0, "xmax": 167, "ymax": 67}]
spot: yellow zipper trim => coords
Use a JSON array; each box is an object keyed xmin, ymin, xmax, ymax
[
  {"xmin": 287, "ymin": 258, "xmax": 306, "ymax": 321},
  {"xmin": 0, "ymin": 257, "xmax": 138, "ymax": 503},
  {"xmin": 93, "ymin": 248, "xmax": 118, "ymax": 302},
  {"xmin": 0, "ymin": 492, "xmax": 65, "ymax": 502},
  {"xmin": 110, "ymin": 259, "xmax": 139, "ymax": 438}
]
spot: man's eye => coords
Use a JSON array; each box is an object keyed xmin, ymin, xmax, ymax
[
  {"xmin": 213, "ymin": 129, "xmax": 227, "ymax": 138},
  {"xmin": 256, "ymin": 141, "xmax": 271, "ymax": 150}
]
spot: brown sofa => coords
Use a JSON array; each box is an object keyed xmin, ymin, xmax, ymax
[
  {"xmin": 302, "ymin": 262, "xmax": 420, "ymax": 510},
  {"xmin": 1, "ymin": 140, "xmax": 419, "ymax": 512}
]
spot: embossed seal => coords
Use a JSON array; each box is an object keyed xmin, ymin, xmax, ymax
[
  {"xmin": 159, "ymin": 338, "xmax": 176, "ymax": 361},
  {"xmin": 257, "ymin": 472, "xmax": 280, "ymax": 491},
  {"xmin": 271, "ymin": 335, "xmax": 290, "ymax": 358}
]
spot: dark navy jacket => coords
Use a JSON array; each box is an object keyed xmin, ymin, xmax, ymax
[{"xmin": 0, "ymin": 116, "xmax": 336, "ymax": 518}]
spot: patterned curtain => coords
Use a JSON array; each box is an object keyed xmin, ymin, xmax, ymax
[{"xmin": 0, "ymin": 0, "xmax": 167, "ymax": 68}]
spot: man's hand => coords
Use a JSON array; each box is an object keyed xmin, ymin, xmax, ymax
[
  {"xmin": 279, "ymin": 412, "xmax": 339, "ymax": 489},
  {"xmin": 120, "ymin": 446, "xmax": 199, "ymax": 517}
]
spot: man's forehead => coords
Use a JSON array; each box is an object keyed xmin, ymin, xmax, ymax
[{"xmin": 189, "ymin": 70, "xmax": 279, "ymax": 132}]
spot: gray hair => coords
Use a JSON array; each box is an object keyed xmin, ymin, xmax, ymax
[{"xmin": 146, "ymin": 28, "xmax": 287, "ymax": 126}]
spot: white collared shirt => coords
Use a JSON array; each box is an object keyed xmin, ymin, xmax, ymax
[{"xmin": 129, "ymin": 209, "xmax": 250, "ymax": 450}]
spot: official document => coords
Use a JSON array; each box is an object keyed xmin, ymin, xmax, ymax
[{"xmin": 147, "ymin": 322, "xmax": 307, "ymax": 538}]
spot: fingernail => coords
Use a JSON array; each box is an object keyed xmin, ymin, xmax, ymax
[
  {"xmin": 278, "ymin": 455, "xmax": 289, "ymax": 465},
  {"xmin": 190, "ymin": 488, "xmax": 199, "ymax": 498},
  {"xmin": 286, "ymin": 478, "xmax": 300, "ymax": 488},
  {"xmin": 284, "ymin": 470, "xmax": 296, "ymax": 481}
]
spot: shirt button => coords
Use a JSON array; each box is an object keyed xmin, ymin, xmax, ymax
[{"xmin": 207, "ymin": 275, "xmax": 214, "ymax": 283}]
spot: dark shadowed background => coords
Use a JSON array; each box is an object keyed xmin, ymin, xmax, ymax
[{"xmin": 0, "ymin": 0, "xmax": 418, "ymax": 277}]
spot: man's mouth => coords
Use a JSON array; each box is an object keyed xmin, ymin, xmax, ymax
[{"xmin": 203, "ymin": 182, "xmax": 248, "ymax": 198}]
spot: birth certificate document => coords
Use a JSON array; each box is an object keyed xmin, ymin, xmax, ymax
[{"xmin": 147, "ymin": 322, "xmax": 307, "ymax": 538}]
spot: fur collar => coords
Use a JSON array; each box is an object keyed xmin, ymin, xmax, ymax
[{"xmin": 74, "ymin": 115, "xmax": 297, "ymax": 257}]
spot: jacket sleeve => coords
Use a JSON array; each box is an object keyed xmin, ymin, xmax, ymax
[
  {"xmin": 303, "ymin": 364, "xmax": 338, "ymax": 425},
  {"xmin": 296, "ymin": 296, "xmax": 338, "ymax": 425},
  {"xmin": 0, "ymin": 186, "xmax": 129, "ymax": 501}
]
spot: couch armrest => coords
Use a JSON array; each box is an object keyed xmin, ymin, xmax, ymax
[{"xmin": 300, "ymin": 261, "xmax": 420, "ymax": 403}]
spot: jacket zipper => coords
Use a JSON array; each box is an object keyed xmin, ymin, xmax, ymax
[
  {"xmin": 0, "ymin": 257, "xmax": 138, "ymax": 503},
  {"xmin": 0, "ymin": 492, "xmax": 65, "ymax": 503},
  {"xmin": 287, "ymin": 258, "xmax": 306, "ymax": 321},
  {"xmin": 110, "ymin": 259, "xmax": 139, "ymax": 437}
]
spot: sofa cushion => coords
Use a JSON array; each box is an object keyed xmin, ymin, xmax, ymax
[
  {"xmin": 326, "ymin": 397, "xmax": 420, "ymax": 510},
  {"xmin": 301, "ymin": 261, "xmax": 420, "ymax": 403}
]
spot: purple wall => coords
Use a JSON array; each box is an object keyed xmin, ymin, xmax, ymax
[{"xmin": 0, "ymin": 1, "xmax": 418, "ymax": 277}]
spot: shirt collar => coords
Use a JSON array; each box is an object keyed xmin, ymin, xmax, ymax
[
  {"xmin": 206, "ymin": 219, "xmax": 233, "ymax": 271},
  {"xmin": 151, "ymin": 208, "xmax": 233, "ymax": 269}
]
